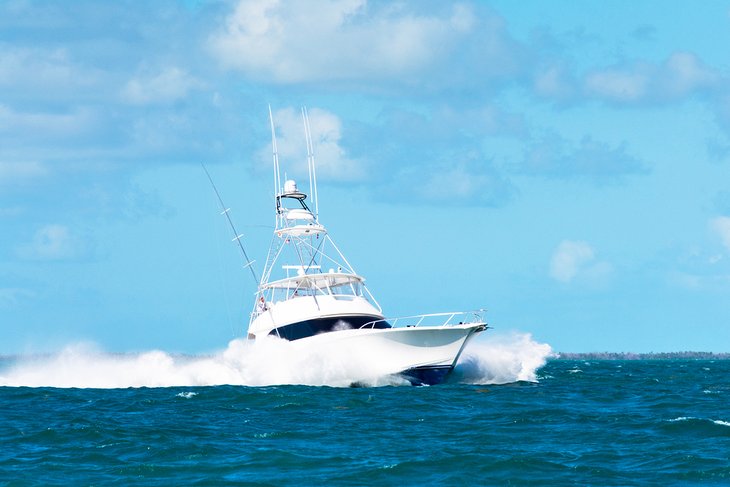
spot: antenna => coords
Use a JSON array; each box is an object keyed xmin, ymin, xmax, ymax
[
  {"xmin": 302, "ymin": 107, "xmax": 313, "ymax": 206},
  {"xmin": 268, "ymin": 105, "xmax": 282, "ymax": 207},
  {"xmin": 302, "ymin": 106, "xmax": 319, "ymax": 218},
  {"xmin": 201, "ymin": 163, "xmax": 259, "ymax": 286}
]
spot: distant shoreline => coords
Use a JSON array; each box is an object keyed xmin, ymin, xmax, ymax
[
  {"xmin": 554, "ymin": 352, "xmax": 730, "ymax": 360},
  {"xmin": 2, "ymin": 352, "xmax": 730, "ymax": 362}
]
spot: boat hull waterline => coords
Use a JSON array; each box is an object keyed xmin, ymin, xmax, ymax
[{"xmin": 283, "ymin": 322, "xmax": 486, "ymax": 385}]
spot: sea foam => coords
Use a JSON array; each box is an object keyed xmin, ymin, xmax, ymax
[
  {"xmin": 0, "ymin": 332, "xmax": 552, "ymax": 388},
  {"xmin": 452, "ymin": 332, "xmax": 554, "ymax": 384}
]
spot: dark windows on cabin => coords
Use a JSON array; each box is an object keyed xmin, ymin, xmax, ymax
[{"xmin": 271, "ymin": 315, "xmax": 391, "ymax": 341}]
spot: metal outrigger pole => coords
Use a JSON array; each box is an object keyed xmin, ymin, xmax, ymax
[{"xmin": 201, "ymin": 163, "xmax": 259, "ymax": 286}]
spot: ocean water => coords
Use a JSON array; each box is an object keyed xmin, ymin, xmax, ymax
[{"xmin": 2, "ymin": 336, "xmax": 730, "ymax": 485}]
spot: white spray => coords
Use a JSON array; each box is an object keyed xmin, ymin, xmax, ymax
[
  {"xmin": 453, "ymin": 332, "xmax": 555, "ymax": 384},
  {"xmin": 0, "ymin": 333, "xmax": 552, "ymax": 388}
]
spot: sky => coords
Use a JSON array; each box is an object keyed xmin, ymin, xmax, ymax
[{"xmin": 2, "ymin": 0, "xmax": 730, "ymax": 354}]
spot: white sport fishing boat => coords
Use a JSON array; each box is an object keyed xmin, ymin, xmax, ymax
[{"xmin": 239, "ymin": 108, "xmax": 487, "ymax": 385}]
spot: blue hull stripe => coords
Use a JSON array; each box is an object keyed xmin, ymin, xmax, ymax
[{"xmin": 401, "ymin": 365, "xmax": 453, "ymax": 386}]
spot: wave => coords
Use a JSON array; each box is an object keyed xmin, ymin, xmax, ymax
[
  {"xmin": 0, "ymin": 332, "xmax": 552, "ymax": 389},
  {"xmin": 664, "ymin": 417, "xmax": 730, "ymax": 437}
]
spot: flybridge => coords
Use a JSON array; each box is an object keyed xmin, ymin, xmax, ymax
[{"xmin": 274, "ymin": 180, "xmax": 326, "ymax": 237}]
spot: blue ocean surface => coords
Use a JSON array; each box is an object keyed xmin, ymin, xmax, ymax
[{"xmin": 2, "ymin": 348, "xmax": 730, "ymax": 485}]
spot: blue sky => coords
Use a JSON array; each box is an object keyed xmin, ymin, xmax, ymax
[{"xmin": 2, "ymin": 0, "xmax": 730, "ymax": 354}]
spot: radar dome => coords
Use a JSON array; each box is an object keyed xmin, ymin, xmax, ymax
[{"xmin": 284, "ymin": 180, "xmax": 298, "ymax": 194}]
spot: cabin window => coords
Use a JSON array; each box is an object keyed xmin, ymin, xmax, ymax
[{"xmin": 270, "ymin": 315, "xmax": 391, "ymax": 341}]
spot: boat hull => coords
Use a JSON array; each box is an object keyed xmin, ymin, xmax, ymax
[
  {"xmin": 286, "ymin": 322, "xmax": 485, "ymax": 385},
  {"xmin": 400, "ymin": 365, "xmax": 453, "ymax": 386}
]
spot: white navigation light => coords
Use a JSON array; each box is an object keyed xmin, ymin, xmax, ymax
[{"xmin": 284, "ymin": 180, "xmax": 298, "ymax": 194}]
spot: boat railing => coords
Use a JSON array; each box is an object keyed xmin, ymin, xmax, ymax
[{"xmin": 360, "ymin": 309, "xmax": 486, "ymax": 330}]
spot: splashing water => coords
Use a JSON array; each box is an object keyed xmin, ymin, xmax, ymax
[
  {"xmin": 452, "ymin": 332, "xmax": 555, "ymax": 384},
  {"xmin": 0, "ymin": 333, "xmax": 552, "ymax": 388}
]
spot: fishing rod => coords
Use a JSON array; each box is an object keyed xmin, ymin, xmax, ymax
[{"xmin": 201, "ymin": 163, "xmax": 259, "ymax": 286}]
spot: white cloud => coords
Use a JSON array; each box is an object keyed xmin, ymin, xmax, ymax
[
  {"xmin": 0, "ymin": 161, "xmax": 49, "ymax": 185},
  {"xmin": 122, "ymin": 67, "xmax": 202, "ymax": 105},
  {"xmin": 662, "ymin": 52, "xmax": 719, "ymax": 96},
  {"xmin": 421, "ymin": 164, "xmax": 482, "ymax": 200},
  {"xmin": 585, "ymin": 69, "xmax": 648, "ymax": 102},
  {"xmin": 550, "ymin": 240, "xmax": 612, "ymax": 284},
  {"xmin": 210, "ymin": 0, "xmax": 476, "ymax": 83},
  {"xmin": 669, "ymin": 271, "xmax": 730, "ymax": 291},
  {"xmin": 17, "ymin": 224, "xmax": 82, "ymax": 260},
  {"xmin": 0, "ymin": 44, "xmax": 102, "ymax": 99},
  {"xmin": 333, "ymin": 105, "xmax": 517, "ymax": 206},
  {"xmin": 550, "ymin": 240, "xmax": 594, "ymax": 283},
  {"xmin": 669, "ymin": 272, "xmax": 701, "ymax": 290},
  {"xmin": 415, "ymin": 160, "xmax": 514, "ymax": 206},
  {"xmin": 0, "ymin": 45, "xmax": 73, "ymax": 86},
  {"xmin": 583, "ymin": 52, "xmax": 719, "ymax": 104},
  {"xmin": 534, "ymin": 63, "xmax": 576, "ymax": 100},
  {"xmin": 520, "ymin": 134, "xmax": 647, "ymax": 183},
  {"xmin": 439, "ymin": 104, "xmax": 526, "ymax": 137},
  {"xmin": 0, "ymin": 104, "xmax": 95, "ymax": 137},
  {"xmin": 261, "ymin": 107, "xmax": 364, "ymax": 182},
  {"xmin": 710, "ymin": 216, "xmax": 730, "ymax": 251}
]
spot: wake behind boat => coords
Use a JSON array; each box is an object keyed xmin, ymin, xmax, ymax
[{"xmin": 225, "ymin": 107, "xmax": 487, "ymax": 385}]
